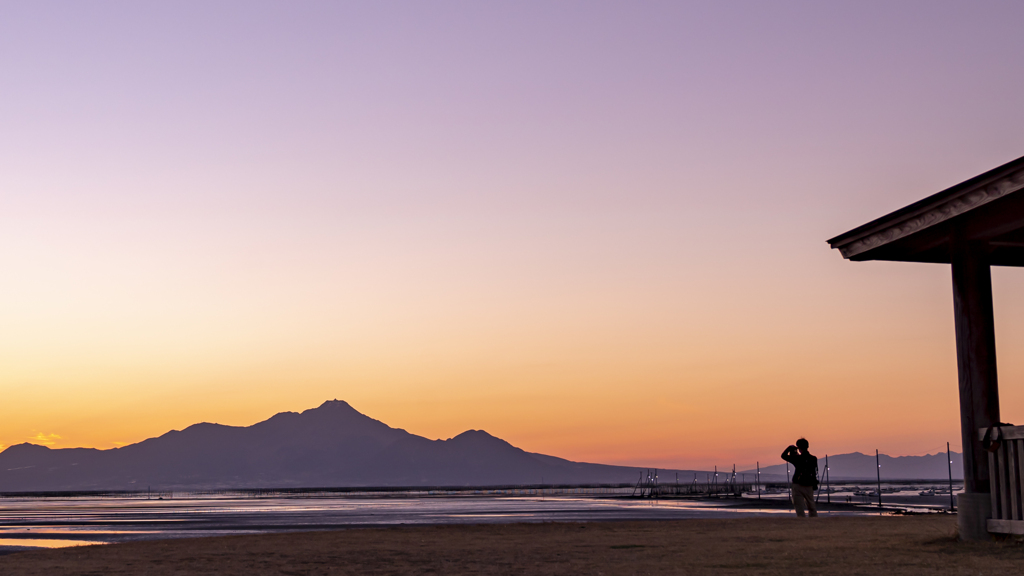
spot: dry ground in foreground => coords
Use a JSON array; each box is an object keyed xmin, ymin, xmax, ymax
[{"xmin": 2, "ymin": 515, "xmax": 1022, "ymax": 575}]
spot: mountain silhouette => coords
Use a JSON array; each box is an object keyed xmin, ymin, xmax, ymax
[
  {"xmin": 744, "ymin": 451, "xmax": 964, "ymax": 481},
  {"xmin": 0, "ymin": 400, "xmax": 695, "ymax": 491}
]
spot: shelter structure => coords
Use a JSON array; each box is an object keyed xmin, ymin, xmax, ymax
[{"xmin": 828, "ymin": 155, "xmax": 1024, "ymax": 540}]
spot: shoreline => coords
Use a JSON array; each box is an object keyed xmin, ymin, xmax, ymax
[
  {"xmin": 0, "ymin": 493, "xmax": 950, "ymax": 555},
  {"xmin": 3, "ymin": 515, "xmax": 1020, "ymax": 575}
]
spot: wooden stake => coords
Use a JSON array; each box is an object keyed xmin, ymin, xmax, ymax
[{"xmin": 876, "ymin": 449, "xmax": 882, "ymax": 508}]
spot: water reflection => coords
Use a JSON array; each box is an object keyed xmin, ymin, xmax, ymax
[
  {"xmin": 0, "ymin": 493, "xmax": 874, "ymax": 551},
  {"xmin": 0, "ymin": 538, "xmax": 107, "ymax": 549}
]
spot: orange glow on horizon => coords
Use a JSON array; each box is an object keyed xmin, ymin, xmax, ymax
[{"xmin": 5, "ymin": 2, "xmax": 1024, "ymax": 473}]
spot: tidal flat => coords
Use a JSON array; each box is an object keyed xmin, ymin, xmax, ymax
[
  {"xmin": 0, "ymin": 493, "xmax": 818, "ymax": 552},
  {"xmin": 1, "ymin": 515, "xmax": 1019, "ymax": 575}
]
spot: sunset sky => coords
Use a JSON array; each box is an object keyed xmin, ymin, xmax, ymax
[{"xmin": 4, "ymin": 1, "xmax": 1024, "ymax": 471}]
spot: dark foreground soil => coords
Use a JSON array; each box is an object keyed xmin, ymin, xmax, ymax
[{"xmin": 2, "ymin": 515, "xmax": 1022, "ymax": 575}]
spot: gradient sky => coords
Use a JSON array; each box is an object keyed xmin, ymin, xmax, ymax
[{"xmin": 4, "ymin": 1, "xmax": 1024, "ymax": 471}]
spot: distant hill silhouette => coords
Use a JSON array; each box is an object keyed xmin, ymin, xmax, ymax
[
  {"xmin": 745, "ymin": 451, "xmax": 963, "ymax": 481},
  {"xmin": 0, "ymin": 400, "xmax": 700, "ymax": 491}
]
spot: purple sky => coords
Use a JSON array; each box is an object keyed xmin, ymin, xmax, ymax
[{"xmin": 3, "ymin": 1, "xmax": 1024, "ymax": 468}]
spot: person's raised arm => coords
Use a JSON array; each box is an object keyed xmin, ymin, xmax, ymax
[{"xmin": 781, "ymin": 445, "xmax": 798, "ymax": 463}]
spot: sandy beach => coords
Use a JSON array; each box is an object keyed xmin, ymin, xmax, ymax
[{"xmin": 1, "ymin": 515, "xmax": 1019, "ymax": 575}]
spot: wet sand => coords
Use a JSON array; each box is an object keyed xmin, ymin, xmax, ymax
[
  {"xmin": 1, "ymin": 515, "xmax": 1019, "ymax": 575},
  {"xmin": 0, "ymin": 494, "xmax": 857, "ymax": 551}
]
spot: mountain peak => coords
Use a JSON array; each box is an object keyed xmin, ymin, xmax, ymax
[
  {"xmin": 448, "ymin": 430, "xmax": 510, "ymax": 447},
  {"xmin": 453, "ymin": 429, "xmax": 494, "ymax": 439},
  {"xmin": 0, "ymin": 402, "xmax": 665, "ymax": 490},
  {"xmin": 319, "ymin": 399, "xmax": 353, "ymax": 409},
  {"xmin": 2, "ymin": 442, "xmax": 51, "ymax": 454},
  {"xmin": 305, "ymin": 399, "xmax": 363, "ymax": 418}
]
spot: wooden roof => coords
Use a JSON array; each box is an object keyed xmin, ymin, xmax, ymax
[{"xmin": 828, "ymin": 155, "xmax": 1024, "ymax": 266}]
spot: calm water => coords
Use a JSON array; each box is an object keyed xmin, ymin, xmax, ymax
[
  {"xmin": 0, "ymin": 486, "xmax": 947, "ymax": 553},
  {"xmin": 0, "ymin": 494, "xmax": 825, "ymax": 552}
]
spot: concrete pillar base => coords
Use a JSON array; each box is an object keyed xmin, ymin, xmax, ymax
[{"xmin": 958, "ymin": 493, "xmax": 991, "ymax": 541}]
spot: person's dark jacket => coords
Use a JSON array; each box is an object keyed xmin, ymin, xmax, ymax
[{"xmin": 781, "ymin": 447, "xmax": 818, "ymax": 488}]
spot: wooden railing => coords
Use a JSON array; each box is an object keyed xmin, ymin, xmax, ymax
[{"xmin": 980, "ymin": 425, "xmax": 1024, "ymax": 534}]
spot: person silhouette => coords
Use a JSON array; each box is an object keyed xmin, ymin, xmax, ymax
[{"xmin": 781, "ymin": 438, "xmax": 818, "ymax": 517}]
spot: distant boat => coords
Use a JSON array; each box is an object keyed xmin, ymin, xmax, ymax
[{"xmin": 919, "ymin": 490, "xmax": 935, "ymax": 496}]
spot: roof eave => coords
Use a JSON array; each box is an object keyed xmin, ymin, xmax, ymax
[{"xmin": 828, "ymin": 156, "xmax": 1024, "ymax": 260}]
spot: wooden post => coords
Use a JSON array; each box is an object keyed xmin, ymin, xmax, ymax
[
  {"xmin": 786, "ymin": 463, "xmax": 791, "ymax": 503},
  {"xmin": 757, "ymin": 462, "xmax": 761, "ymax": 500},
  {"xmin": 876, "ymin": 449, "xmax": 882, "ymax": 508},
  {"xmin": 825, "ymin": 455, "xmax": 830, "ymax": 504},
  {"xmin": 951, "ymin": 238, "xmax": 1002, "ymax": 540},
  {"xmin": 948, "ymin": 442, "xmax": 955, "ymax": 511},
  {"xmin": 951, "ymin": 239, "xmax": 1000, "ymax": 495}
]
